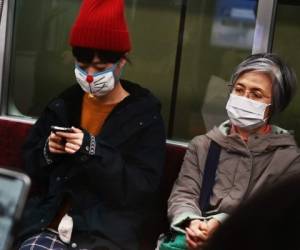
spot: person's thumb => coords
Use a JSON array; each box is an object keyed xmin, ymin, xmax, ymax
[{"xmin": 199, "ymin": 220, "xmax": 208, "ymax": 233}]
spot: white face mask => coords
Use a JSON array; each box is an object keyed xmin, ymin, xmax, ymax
[
  {"xmin": 226, "ymin": 93, "xmax": 271, "ymax": 130},
  {"xmin": 75, "ymin": 63, "xmax": 118, "ymax": 97}
]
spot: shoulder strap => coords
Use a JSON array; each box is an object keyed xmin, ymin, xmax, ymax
[{"xmin": 199, "ymin": 140, "xmax": 221, "ymax": 215}]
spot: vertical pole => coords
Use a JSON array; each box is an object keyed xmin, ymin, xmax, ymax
[{"xmin": 168, "ymin": 0, "xmax": 188, "ymax": 138}]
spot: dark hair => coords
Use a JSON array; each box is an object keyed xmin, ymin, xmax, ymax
[
  {"xmin": 230, "ymin": 53, "xmax": 297, "ymax": 114},
  {"xmin": 72, "ymin": 46, "xmax": 128, "ymax": 64},
  {"xmin": 203, "ymin": 175, "xmax": 300, "ymax": 250}
]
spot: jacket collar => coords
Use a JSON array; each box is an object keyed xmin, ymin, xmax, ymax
[
  {"xmin": 207, "ymin": 120, "xmax": 297, "ymax": 155},
  {"xmin": 47, "ymin": 79, "xmax": 161, "ymax": 131}
]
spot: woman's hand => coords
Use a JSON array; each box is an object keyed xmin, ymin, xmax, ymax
[
  {"xmin": 49, "ymin": 127, "xmax": 84, "ymax": 154},
  {"xmin": 185, "ymin": 219, "xmax": 208, "ymax": 250},
  {"xmin": 206, "ymin": 218, "xmax": 221, "ymax": 237},
  {"xmin": 185, "ymin": 218, "xmax": 221, "ymax": 250}
]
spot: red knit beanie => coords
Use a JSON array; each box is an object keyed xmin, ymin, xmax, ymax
[{"xmin": 70, "ymin": 0, "xmax": 131, "ymax": 53}]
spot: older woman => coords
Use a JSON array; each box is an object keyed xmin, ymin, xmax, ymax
[{"xmin": 167, "ymin": 53, "xmax": 300, "ymax": 250}]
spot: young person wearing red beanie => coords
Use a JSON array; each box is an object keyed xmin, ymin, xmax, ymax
[{"xmin": 16, "ymin": 1, "xmax": 165, "ymax": 250}]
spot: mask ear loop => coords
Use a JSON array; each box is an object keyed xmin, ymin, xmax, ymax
[
  {"xmin": 264, "ymin": 103, "xmax": 273, "ymax": 124},
  {"xmin": 113, "ymin": 61, "xmax": 125, "ymax": 84}
]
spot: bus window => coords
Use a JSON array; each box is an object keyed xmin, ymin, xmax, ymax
[
  {"xmin": 272, "ymin": 0, "xmax": 300, "ymax": 143},
  {"xmin": 171, "ymin": 0, "xmax": 257, "ymax": 140}
]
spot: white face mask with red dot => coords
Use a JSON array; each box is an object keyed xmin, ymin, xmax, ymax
[{"xmin": 74, "ymin": 63, "xmax": 118, "ymax": 97}]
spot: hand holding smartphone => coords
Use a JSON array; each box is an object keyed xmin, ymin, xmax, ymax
[
  {"xmin": 0, "ymin": 168, "xmax": 31, "ymax": 250},
  {"xmin": 49, "ymin": 126, "xmax": 73, "ymax": 149},
  {"xmin": 49, "ymin": 126, "xmax": 83, "ymax": 154}
]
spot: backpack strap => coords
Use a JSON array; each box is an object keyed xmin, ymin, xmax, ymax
[{"xmin": 199, "ymin": 140, "xmax": 221, "ymax": 216}]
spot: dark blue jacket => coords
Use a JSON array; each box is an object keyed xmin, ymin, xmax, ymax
[{"xmin": 18, "ymin": 80, "xmax": 166, "ymax": 250}]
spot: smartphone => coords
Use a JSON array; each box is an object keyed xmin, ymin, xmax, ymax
[
  {"xmin": 50, "ymin": 125, "xmax": 73, "ymax": 133},
  {"xmin": 0, "ymin": 168, "xmax": 31, "ymax": 250}
]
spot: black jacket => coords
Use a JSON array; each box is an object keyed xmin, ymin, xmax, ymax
[{"xmin": 18, "ymin": 80, "xmax": 166, "ymax": 250}]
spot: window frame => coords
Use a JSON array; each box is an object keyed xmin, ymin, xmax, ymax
[
  {"xmin": 252, "ymin": 0, "xmax": 277, "ymax": 53},
  {"xmin": 0, "ymin": 0, "xmax": 9, "ymax": 117}
]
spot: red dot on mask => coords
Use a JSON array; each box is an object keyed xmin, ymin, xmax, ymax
[{"xmin": 86, "ymin": 75, "xmax": 94, "ymax": 84}]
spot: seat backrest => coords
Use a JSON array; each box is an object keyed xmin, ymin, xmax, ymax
[
  {"xmin": 140, "ymin": 142, "xmax": 187, "ymax": 250},
  {"xmin": 0, "ymin": 119, "xmax": 32, "ymax": 168},
  {"xmin": 164, "ymin": 143, "xmax": 187, "ymax": 200}
]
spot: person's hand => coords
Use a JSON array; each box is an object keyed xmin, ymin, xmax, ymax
[
  {"xmin": 185, "ymin": 219, "xmax": 208, "ymax": 250},
  {"xmin": 206, "ymin": 218, "xmax": 221, "ymax": 237},
  {"xmin": 55, "ymin": 127, "xmax": 84, "ymax": 154},
  {"xmin": 48, "ymin": 132, "xmax": 66, "ymax": 154}
]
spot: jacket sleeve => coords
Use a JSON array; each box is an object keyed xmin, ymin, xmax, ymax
[
  {"xmin": 167, "ymin": 136, "xmax": 228, "ymax": 232},
  {"xmin": 79, "ymin": 114, "xmax": 166, "ymax": 208},
  {"xmin": 22, "ymin": 107, "xmax": 65, "ymax": 188},
  {"xmin": 273, "ymin": 148, "xmax": 300, "ymax": 183}
]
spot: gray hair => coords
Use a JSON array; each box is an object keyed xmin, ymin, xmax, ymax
[{"xmin": 230, "ymin": 53, "xmax": 297, "ymax": 114}]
